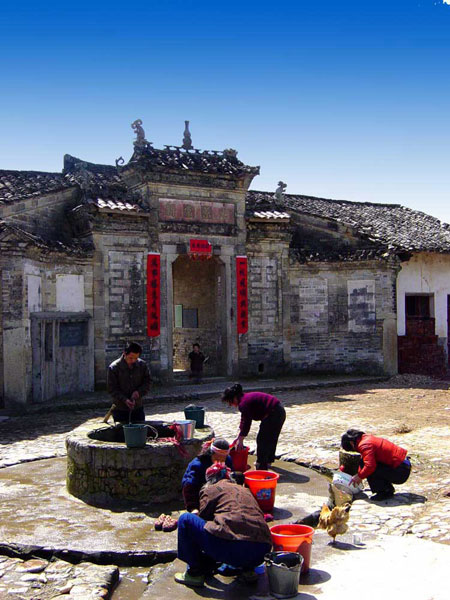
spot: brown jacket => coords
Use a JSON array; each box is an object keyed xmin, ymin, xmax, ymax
[
  {"xmin": 199, "ymin": 480, "xmax": 272, "ymax": 544},
  {"xmin": 107, "ymin": 356, "xmax": 151, "ymax": 410}
]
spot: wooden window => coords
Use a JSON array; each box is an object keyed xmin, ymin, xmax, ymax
[
  {"xmin": 174, "ymin": 305, "xmax": 199, "ymax": 328},
  {"xmin": 175, "ymin": 304, "xmax": 183, "ymax": 328},
  {"xmin": 405, "ymin": 295, "xmax": 432, "ymax": 318}
]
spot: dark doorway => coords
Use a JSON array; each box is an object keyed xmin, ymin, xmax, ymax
[{"xmin": 172, "ymin": 255, "xmax": 227, "ymax": 376}]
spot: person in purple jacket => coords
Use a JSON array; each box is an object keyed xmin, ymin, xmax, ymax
[{"xmin": 222, "ymin": 384, "xmax": 286, "ymax": 470}]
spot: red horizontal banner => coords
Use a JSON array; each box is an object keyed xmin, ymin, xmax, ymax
[
  {"xmin": 190, "ymin": 238, "xmax": 212, "ymax": 254},
  {"xmin": 236, "ymin": 256, "xmax": 248, "ymax": 334},
  {"xmin": 147, "ymin": 253, "xmax": 161, "ymax": 337}
]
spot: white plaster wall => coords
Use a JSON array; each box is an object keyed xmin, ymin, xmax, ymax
[
  {"xmin": 27, "ymin": 275, "xmax": 42, "ymax": 313},
  {"xmin": 3, "ymin": 328, "xmax": 27, "ymax": 405},
  {"xmin": 397, "ymin": 253, "xmax": 450, "ymax": 338},
  {"xmin": 56, "ymin": 275, "xmax": 85, "ymax": 312}
]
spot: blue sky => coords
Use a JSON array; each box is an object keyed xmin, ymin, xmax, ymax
[{"xmin": 1, "ymin": 1, "xmax": 450, "ymax": 222}]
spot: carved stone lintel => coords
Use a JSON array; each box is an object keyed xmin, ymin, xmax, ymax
[{"xmin": 182, "ymin": 120, "xmax": 193, "ymax": 150}]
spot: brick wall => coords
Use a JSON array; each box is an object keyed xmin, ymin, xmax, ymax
[
  {"xmin": 398, "ymin": 318, "xmax": 447, "ymax": 376},
  {"xmin": 92, "ymin": 223, "xmax": 151, "ymax": 386},
  {"xmin": 286, "ymin": 262, "xmax": 396, "ymax": 375}
]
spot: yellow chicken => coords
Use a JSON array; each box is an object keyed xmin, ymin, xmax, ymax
[{"xmin": 318, "ymin": 502, "xmax": 351, "ymax": 544}]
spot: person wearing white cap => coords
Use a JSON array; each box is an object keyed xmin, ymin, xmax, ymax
[{"xmin": 181, "ymin": 438, "xmax": 233, "ymax": 512}]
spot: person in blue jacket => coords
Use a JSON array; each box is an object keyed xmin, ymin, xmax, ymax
[{"xmin": 182, "ymin": 438, "xmax": 232, "ymax": 512}]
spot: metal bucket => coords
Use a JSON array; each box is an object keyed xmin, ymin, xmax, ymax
[
  {"xmin": 175, "ymin": 419, "xmax": 196, "ymax": 439},
  {"xmin": 123, "ymin": 424, "xmax": 148, "ymax": 448},
  {"xmin": 265, "ymin": 551, "xmax": 303, "ymax": 599}
]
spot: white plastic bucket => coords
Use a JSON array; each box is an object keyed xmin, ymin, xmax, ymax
[{"xmin": 332, "ymin": 471, "xmax": 363, "ymax": 494}]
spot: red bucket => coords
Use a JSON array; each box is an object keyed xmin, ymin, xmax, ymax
[
  {"xmin": 230, "ymin": 446, "xmax": 250, "ymax": 472},
  {"xmin": 270, "ymin": 524, "xmax": 314, "ymax": 573},
  {"xmin": 244, "ymin": 470, "xmax": 280, "ymax": 513}
]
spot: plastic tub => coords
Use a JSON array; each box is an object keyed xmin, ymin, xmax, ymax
[
  {"xmin": 244, "ymin": 470, "xmax": 280, "ymax": 513},
  {"xmin": 332, "ymin": 471, "xmax": 363, "ymax": 494},
  {"xmin": 270, "ymin": 524, "xmax": 314, "ymax": 573},
  {"xmin": 123, "ymin": 424, "xmax": 147, "ymax": 448},
  {"xmin": 184, "ymin": 406, "xmax": 205, "ymax": 428},
  {"xmin": 230, "ymin": 446, "xmax": 250, "ymax": 472}
]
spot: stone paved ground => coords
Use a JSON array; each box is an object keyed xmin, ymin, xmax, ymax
[
  {"xmin": 1, "ymin": 373, "xmax": 450, "ymax": 598},
  {"xmin": 0, "ymin": 556, "xmax": 118, "ymax": 600}
]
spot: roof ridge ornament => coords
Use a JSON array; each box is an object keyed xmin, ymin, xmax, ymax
[
  {"xmin": 274, "ymin": 181, "xmax": 287, "ymax": 202},
  {"xmin": 74, "ymin": 161, "xmax": 92, "ymax": 192},
  {"xmin": 115, "ymin": 156, "xmax": 125, "ymax": 174},
  {"xmin": 182, "ymin": 120, "xmax": 193, "ymax": 150},
  {"xmin": 223, "ymin": 148, "xmax": 238, "ymax": 158},
  {"xmin": 131, "ymin": 119, "xmax": 149, "ymax": 149}
]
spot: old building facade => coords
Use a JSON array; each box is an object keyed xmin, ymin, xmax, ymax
[{"xmin": 1, "ymin": 121, "xmax": 450, "ymax": 408}]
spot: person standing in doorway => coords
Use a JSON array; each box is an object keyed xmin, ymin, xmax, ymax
[
  {"xmin": 222, "ymin": 384, "xmax": 286, "ymax": 471},
  {"xmin": 107, "ymin": 342, "xmax": 151, "ymax": 423},
  {"xmin": 188, "ymin": 343, "xmax": 206, "ymax": 384}
]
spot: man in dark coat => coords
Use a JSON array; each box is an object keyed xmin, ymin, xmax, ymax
[
  {"xmin": 107, "ymin": 342, "xmax": 151, "ymax": 423},
  {"xmin": 188, "ymin": 343, "xmax": 206, "ymax": 384}
]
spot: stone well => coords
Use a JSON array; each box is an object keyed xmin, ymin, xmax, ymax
[{"xmin": 66, "ymin": 421, "xmax": 213, "ymax": 507}]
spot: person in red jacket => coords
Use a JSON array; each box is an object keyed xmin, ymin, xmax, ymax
[{"xmin": 341, "ymin": 428, "xmax": 411, "ymax": 501}]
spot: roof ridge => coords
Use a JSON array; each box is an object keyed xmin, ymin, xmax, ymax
[
  {"xmin": 248, "ymin": 189, "xmax": 402, "ymax": 209},
  {"xmin": 0, "ymin": 168, "xmax": 63, "ymax": 176}
]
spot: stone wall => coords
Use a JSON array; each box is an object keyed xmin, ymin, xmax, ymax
[
  {"xmin": 153, "ymin": 177, "xmax": 248, "ymax": 379},
  {"xmin": 286, "ymin": 262, "xmax": 397, "ymax": 374},
  {"xmin": 0, "ymin": 188, "xmax": 80, "ymax": 243},
  {"xmin": 91, "ymin": 218, "xmax": 153, "ymax": 388},
  {"xmin": 0, "ymin": 256, "xmax": 3, "ymax": 407},
  {"xmin": 66, "ymin": 425, "xmax": 213, "ymax": 507},
  {"xmin": 245, "ymin": 223, "xmax": 291, "ymax": 376},
  {"xmin": 0, "ymin": 246, "xmax": 94, "ymax": 407}
]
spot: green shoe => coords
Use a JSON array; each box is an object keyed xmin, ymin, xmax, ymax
[{"xmin": 174, "ymin": 571, "xmax": 205, "ymax": 587}]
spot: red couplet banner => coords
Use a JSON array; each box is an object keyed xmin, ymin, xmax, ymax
[
  {"xmin": 236, "ymin": 256, "xmax": 248, "ymax": 334},
  {"xmin": 147, "ymin": 253, "xmax": 161, "ymax": 337}
]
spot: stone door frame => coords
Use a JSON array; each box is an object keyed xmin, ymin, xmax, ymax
[{"xmin": 164, "ymin": 251, "xmax": 233, "ymax": 378}]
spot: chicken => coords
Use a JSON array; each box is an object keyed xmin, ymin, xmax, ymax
[{"xmin": 318, "ymin": 502, "xmax": 351, "ymax": 544}]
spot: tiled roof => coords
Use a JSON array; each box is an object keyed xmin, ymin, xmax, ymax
[
  {"xmin": 63, "ymin": 154, "xmax": 123, "ymax": 188},
  {"xmin": 0, "ymin": 170, "xmax": 72, "ymax": 205},
  {"xmin": 87, "ymin": 198, "xmax": 141, "ymax": 212},
  {"xmin": 247, "ymin": 190, "xmax": 450, "ymax": 254},
  {"xmin": 128, "ymin": 145, "xmax": 260, "ymax": 177},
  {"xmin": 0, "ymin": 220, "xmax": 93, "ymax": 256},
  {"xmin": 250, "ymin": 210, "xmax": 290, "ymax": 221}
]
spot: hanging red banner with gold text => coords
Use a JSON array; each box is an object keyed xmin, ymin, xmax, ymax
[
  {"xmin": 236, "ymin": 256, "xmax": 248, "ymax": 334},
  {"xmin": 147, "ymin": 253, "xmax": 161, "ymax": 337}
]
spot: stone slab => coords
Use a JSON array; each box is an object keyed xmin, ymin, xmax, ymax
[
  {"xmin": 0, "ymin": 457, "xmax": 328, "ymax": 562},
  {"xmin": 141, "ymin": 534, "xmax": 450, "ymax": 600}
]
